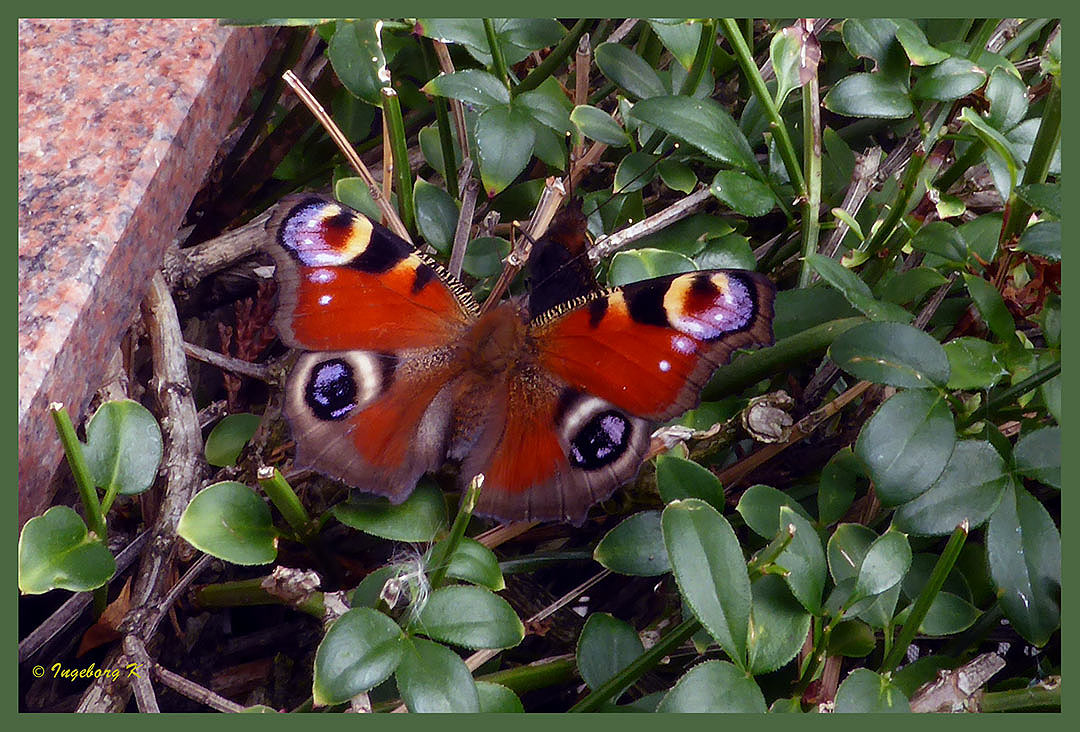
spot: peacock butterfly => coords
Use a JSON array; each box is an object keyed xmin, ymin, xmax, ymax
[{"xmin": 264, "ymin": 193, "xmax": 775, "ymax": 524}]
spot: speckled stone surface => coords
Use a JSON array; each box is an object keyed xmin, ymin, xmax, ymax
[{"xmin": 18, "ymin": 19, "xmax": 275, "ymax": 526}]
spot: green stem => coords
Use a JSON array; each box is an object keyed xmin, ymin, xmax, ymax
[
  {"xmin": 49, "ymin": 405, "xmax": 106, "ymax": 541},
  {"xmin": 478, "ymin": 656, "xmax": 577, "ymax": 694},
  {"xmin": 1000, "ymin": 18, "xmax": 1053, "ymax": 58},
  {"xmin": 1000, "ymin": 79, "xmax": 1060, "ymax": 246},
  {"xmin": 797, "ymin": 70, "xmax": 823, "ymax": 288},
  {"xmin": 862, "ymin": 146, "xmax": 927, "ymax": 254},
  {"xmin": 979, "ymin": 680, "xmax": 1060, "ymax": 712},
  {"xmin": 881, "ymin": 523, "xmax": 968, "ymax": 673},
  {"xmin": 966, "ymin": 18, "xmax": 1003, "ymax": 60},
  {"xmin": 426, "ymin": 474, "xmax": 483, "ymax": 591},
  {"xmin": 257, "ymin": 468, "xmax": 314, "ymax": 543},
  {"xmin": 702, "ymin": 317, "xmax": 867, "ymax": 400},
  {"xmin": 195, "ymin": 577, "xmax": 325, "ymax": 618},
  {"xmin": 720, "ymin": 18, "xmax": 805, "ymax": 196},
  {"xmin": 569, "ymin": 616, "xmax": 701, "ymax": 712},
  {"xmin": 959, "ymin": 359, "xmax": 1060, "ymax": 429},
  {"xmin": 483, "ymin": 18, "xmax": 511, "ymax": 91},
  {"xmin": 514, "ymin": 19, "xmax": 590, "ymax": 96},
  {"xmin": 419, "ymin": 38, "xmax": 459, "ymax": 199},
  {"xmin": 380, "ymin": 88, "xmax": 415, "ymax": 236},
  {"xmin": 935, "ymin": 140, "xmax": 984, "ymax": 192}
]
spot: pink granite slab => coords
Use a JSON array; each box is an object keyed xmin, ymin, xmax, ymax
[{"xmin": 18, "ymin": 19, "xmax": 275, "ymax": 527}]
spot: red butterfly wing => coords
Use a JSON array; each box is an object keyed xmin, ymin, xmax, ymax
[{"xmin": 535, "ymin": 270, "xmax": 775, "ymax": 420}]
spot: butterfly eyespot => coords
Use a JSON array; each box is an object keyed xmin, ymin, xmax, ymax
[
  {"xmin": 304, "ymin": 358, "xmax": 359, "ymax": 421},
  {"xmin": 568, "ymin": 410, "xmax": 632, "ymax": 470}
]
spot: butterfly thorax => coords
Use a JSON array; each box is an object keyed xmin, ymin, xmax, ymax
[{"xmin": 462, "ymin": 302, "xmax": 533, "ymax": 377}]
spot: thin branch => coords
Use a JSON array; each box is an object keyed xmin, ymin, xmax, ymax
[{"xmin": 589, "ymin": 187, "xmax": 713, "ymax": 261}]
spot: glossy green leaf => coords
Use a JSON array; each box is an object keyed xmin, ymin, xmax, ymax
[
  {"xmin": 515, "ymin": 78, "xmax": 574, "ymax": 136},
  {"xmin": 710, "ymin": 170, "xmax": 775, "ymax": 217},
  {"xmin": 462, "ymin": 236, "xmax": 510, "ymax": 279},
  {"xmin": 204, "ymin": 413, "xmax": 260, "ymax": 468},
  {"xmin": 656, "ymin": 454, "xmax": 724, "ymax": 511},
  {"xmin": 422, "ymin": 69, "xmax": 510, "ymax": 107},
  {"xmin": 775, "ymin": 507, "xmax": 826, "ymax": 614},
  {"xmin": 824, "ymin": 73, "xmax": 913, "ymax": 119},
  {"xmin": 177, "ymin": 482, "xmax": 277, "ymax": 566},
  {"xmin": 351, "ymin": 565, "xmax": 400, "ymax": 609},
  {"xmin": 896, "ymin": 591, "xmax": 980, "ymax": 636},
  {"xmin": 476, "ymin": 681, "xmax": 523, "ymax": 713},
  {"xmin": 829, "ymin": 619, "xmax": 877, "ymax": 658},
  {"xmin": 893, "ymin": 440, "xmax": 1010, "ymax": 536},
  {"xmin": 1015, "ymin": 183, "xmax": 1061, "ymax": 220},
  {"xmin": 613, "ymin": 151, "xmax": 658, "ymax": 193},
  {"xmin": 987, "ymin": 484, "xmax": 1060, "ymax": 646},
  {"xmin": 841, "ymin": 19, "xmax": 908, "ymax": 79},
  {"xmin": 893, "ymin": 20, "xmax": 949, "ymax": 65},
  {"xmin": 332, "ymin": 481, "xmax": 447, "ymax": 542},
  {"xmin": 735, "ymin": 484, "xmax": 814, "ymax": 538},
  {"xmin": 335, "ymin": 177, "xmax": 382, "ymax": 221},
  {"xmin": 985, "ymin": 66, "xmax": 1028, "ymax": 132},
  {"xmin": 396, "ymin": 636, "xmax": 480, "ymax": 712},
  {"xmin": 570, "ymin": 104, "xmax": 630, "ymax": 146},
  {"xmin": 856, "ymin": 389, "xmax": 955, "ymax": 506},
  {"xmin": 413, "ymin": 179, "xmax": 458, "ymax": 254},
  {"xmin": 963, "ymin": 273, "xmax": 1019, "ymax": 346},
  {"xmin": 657, "ymin": 158, "xmax": 697, "ymax": 193},
  {"xmin": 312, "ymin": 608, "xmax": 405, "ymax": 705},
  {"xmin": 576, "ymin": 613, "xmax": 644, "ymax": 701},
  {"xmin": 944, "ymin": 337, "xmax": 1007, "ymax": 389},
  {"xmin": 912, "ymin": 57, "xmax": 986, "ymax": 101},
  {"xmin": 818, "ymin": 448, "xmax": 862, "ymax": 525},
  {"xmin": 770, "ymin": 25, "xmax": 804, "ymax": 107},
  {"xmin": 748, "ymin": 574, "xmax": 812, "ymax": 674},
  {"xmin": 961, "ymin": 107, "xmax": 1019, "ymax": 197},
  {"xmin": 594, "ymin": 510, "xmax": 671, "ymax": 577},
  {"xmin": 958, "ymin": 213, "xmax": 1003, "ymax": 267},
  {"xmin": 694, "ymin": 233, "xmax": 756, "ymax": 271},
  {"xmin": 1012, "ymin": 427, "xmax": 1060, "ymax": 489},
  {"xmin": 657, "ymin": 660, "xmax": 767, "ymax": 712},
  {"xmin": 649, "ymin": 19, "xmax": 702, "ymax": 70},
  {"xmin": 608, "ymin": 248, "xmax": 696, "ymax": 286},
  {"xmin": 1017, "ymin": 221, "xmax": 1061, "ymax": 261},
  {"xmin": 831, "ymin": 321, "xmax": 950, "ymax": 388},
  {"xmin": 662, "ymin": 499, "xmax": 750, "ymax": 668},
  {"xmin": 834, "ymin": 668, "xmax": 910, "ymax": 712},
  {"xmin": 805, "ymin": 253, "xmax": 912, "ymax": 322},
  {"xmin": 853, "ymin": 530, "xmax": 911, "ymax": 601},
  {"xmin": 328, "ymin": 20, "xmax": 387, "ymax": 105},
  {"xmin": 415, "ymin": 585, "xmax": 523, "ymax": 650},
  {"xmin": 18, "ymin": 506, "xmax": 116, "ymax": 594},
  {"xmin": 80, "ymin": 399, "xmax": 163, "ymax": 500},
  {"xmin": 594, "ymin": 41, "xmax": 666, "ymax": 100},
  {"xmin": 425, "ymin": 536, "xmax": 504, "ymax": 590},
  {"xmin": 629, "ymin": 95, "xmax": 760, "ymax": 174},
  {"xmin": 909, "ymin": 220, "xmax": 967, "ymax": 266},
  {"xmin": 827, "ymin": 524, "xmax": 877, "ymax": 584},
  {"xmin": 476, "ymin": 105, "xmax": 536, "ymax": 196}
]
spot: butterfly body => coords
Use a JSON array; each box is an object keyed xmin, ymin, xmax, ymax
[{"xmin": 265, "ymin": 194, "xmax": 775, "ymax": 524}]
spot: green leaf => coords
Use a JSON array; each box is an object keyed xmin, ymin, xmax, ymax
[
  {"xmin": 710, "ymin": 170, "xmax": 775, "ymax": 217},
  {"xmin": 805, "ymin": 253, "xmax": 912, "ymax": 322},
  {"xmin": 332, "ymin": 481, "xmax": 448, "ymax": 542},
  {"xmin": 853, "ymin": 530, "xmax": 911, "ymax": 601},
  {"xmin": 629, "ymin": 95, "xmax": 760, "ymax": 174},
  {"xmin": 476, "ymin": 681, "xmax": 524, "ymax": 713},
  {"xmin": 985, "ymin": 66, "xmax": 1029, "ymax": 132},
  {"xmin": 774, "ymin": 507, "xmax": 826, "ymax": 614},
  {"xmin": 425, "ymin": 536, "xmax": 504, "ymax": 590},
  {"xmin": 694, "ymin": 233, "xmax": 757, "ymax": 271},
  {"xmin": 818, "ymin": 448, "xmax": 862, "ymax": 525},
  {"xmin": 351, "ymin": 565, "xmax": 400, "ymax": 609},
  {"xmin": 841, "ymin": 18, "xmax": 908, "ymax": 79},
  {"xmin": 1017, "ymin": 221, "xmax": 1061, "ymax": 261},
  {"xmin": 594, "ymin": 41, "xmax": 666, "ymax": 100},
  {"xmin": 204, "ymin": 413, "xmax": 260, "ymax": 468},
  {"xmin": 876, "ymin": 268, "xmax": 948, "ymax": 308},
  {"xmin": 987, "ymin": 484, "xmax": 1060, "ymax": 646},
  {"xmin": 18, "ymin": 506, "xmax": 116, "ymax": 594},
  {"xmin": 912, "ymin": 57, "xmax": 986, "ymax": 101},
  {"xmin": 657, "ymin": 660, "xmax": 767, "ymax": 712},
  {"xmin": 83, "ymin": 399, "xmax": 163, "ymax": 496},
  {"xmin": 909, "ymin": 220, "xmax": 967, "ymax": 266},
  {"xmin": 594, "ymin": 510, "xmax": 671, "ymax": 577},
  {"xmin": 834, "ymin": 668, "xmax": 910, "ymax": 712},
  {"xmin": 462, "ymin": 236, "xmax": 510, "ymax": 279},
  {"xmin": 958, "ymin": 213, "xmax": 1003, "ymax": 267},
  {"xmin": 893, "ymin": 20, "xmax": 950, "ymax": 65},
  {"xmin": 960, "ymin": 107, "xmax": 1019, "ymax": 197},
  {"xmin": 515, "ymin": 77, "xmax": 574, "ymax": 135},
  {"xmin": 334, "ymin": 177, "xmax": 382, "ymax": 221},
  {"xmin": 657, "ymin": 159, "xmax": 697, "ymax": 193},
  {"xmin": 662, "ymin": 499, "xmax": 751, "ymax": 668},
  {"xmin": 422, "ymin": 69, "xmax": 510, "ymax": 107},
  {"xmin": 963, "ymin": 274, "xmax": 1019, "ymax": 346},
  {"xmin": 177, "ymin": 482, "xmax": 277, "ymax": 565},
  {"xmin": 828, "ymin": 620, "xmax": 877, "ymax": 657},
  {"xmin": 608, "ymin": 248, "xmax": 696, "ymax": 286},
  {"xmin": 828, "ymin": 524, "xmax": 878, "ymax": 584},
  {"xmin": 896, "ymin": 591, "xmax": 980, "ymax": 635},
  {"xmin": 656, "ymin": 455, "xmax": 724, "ymax": 511},
  {"xmin": 893, "ymin": 440, "xmax": 1010, "ymax": 536},
  {"xmin": 748, "ymin": 574, "xmax": 812, "ymax": 674},
  {"xmin": 735, "ymin": 484, "xmax": 814, "ymax": 539},
  {"xmin": 576, "ymin": 613, "xmax": 644, "ymax": 701},
  {"xmin": 613, "ymin": 151, "xmax": 658, "ymax": 193},
  {"xmin": 415, "ymin": 585, "xmax": 523, "ymax": 650},
  {"xmin": 830, "ymin": 321, "xmax": 950, "ymax": 388},
  {"xmin": 570, "ymin": 104, "xmax": 630, "ymax": 146},
  {"xmin": 649, "ymin": 19, "xmax": 702, "ymax": 70},
  {"xmin": 770, "ymin": 25, "xmax": 805, "ymax": 107},
  {"xmin": 476, "ymin": 105, "xmax": 536, "ymax": 197},
  {"xmin": 312, "ymin": 608, "xmax": 405, "ymax": 706},
  {"xmin": 855, "ymin": 389, "xmax": 956, "ymax": 506},
  {"xmin": 1012, "ymin": 427, "xmax": 1060, "ymax": 489},
  {"xmin": 1014, "ymin": 183, "xmax": 1061, "ymax": 220},
  {"xmin": 396, "ymin": 636, "xmax": 480, "ymax": 712},
  {"xmin": 824, "ymin": 73, "xmax": 914, "ymax": 119},
  {"xmin": 944, "ymin": 337, "xmax": 1007, "ymax": 389},
  {"xmin": 328, "ymin": 20, "xmax": 387, "ymax": 106},
  {"xmin": 413, "ymin": 179, "xmax": 458, "ymax": 254}
]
